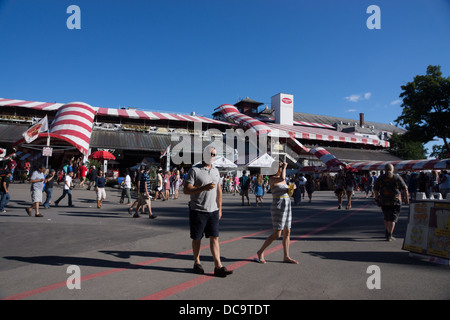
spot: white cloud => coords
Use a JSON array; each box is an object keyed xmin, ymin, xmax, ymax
[
  {"xmin": 345, "ymin": 94, "xmax": 362, "ymax": 102},
  {"xmin": 345, "ymin": 92, "xmax": 371, "ymax": 102},
  {"xmin": 345, "ymin": 109, "xmax": 358, "ymax": 112},
  {"xmin": 390, "ymin": 99, "xmax": 402, "ymax": 105}
]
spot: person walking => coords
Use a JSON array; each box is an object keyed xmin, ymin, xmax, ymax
[
  {"xmin": 128, "ymin": 165, "xmax": 145, "ymax": 215},
  {"xmin": 155, "ymin": 169, "xmax": 164, "ymax": 200},
  {"xmin": 305, "ymin": 174, "xmax": 314, "ymax": 203},
  {"xmin": 298, "ymin": 173, "xmax": 306, "ymax": 199},
  {"xmin": 55, "ymin": 171, "xmax": 74, "ymax": 207},
  {"xmin": 344, "ymin": 171, "xmax": 356, "ymax": 209},
  {"xmin": 408, "ymin": 172, "xmax": 418, "ymax": 201},
  {"xmin": 87, "ymin": 165, "xmax": 97, "ymax": 190},
  {"xmin": 292, "ymin": 174, "xmax": 302, "ymax": 206},
  {"xmin": 119, "ymin": 169, "xmax": 132, "ymax": 204},
  {"xmin": 164, "ymin": 170, "xmax": 171, "ymax": 201},
  {"xmin": 43, "ymin": 169, "xmax": 56, "ymax": 208},
  {"xmin": 254, "ymin": 173, "xmax": 265, "ymax": 206},
  {"xmin": 95, "ymin": 169, "xmax": 106, "ymax": 208},
  {"xmin": 255, "ymin": 161, "xmax": 298, "ymax": 264},
  {"xmin": 334, "ymin": 171, "xmax": 345, "ymax": 209},
  {"xmin": 233, "ymin": 175, "xmax": 239, "ymax": 196},
  {"xmin": 374, "ymin": 163, "xmax": 409, "ymax": 241},
  {"xmin": 0, "ymin": 170, "xmax": 12, "ymax": 213},
  {"xmin": 239, "ymin": 170, "xmax": 251, "ymax": 206},
  {"xmin": 79, "ymin": 163, "xmax": 87, "ymax": 187},
  {"xmin": 8, "ymin": 158, "xmax": 16, "ymax": 182},
  {"xmin": 171, "ymin": 169, "xmax": 181, "ymax": 199},
  {"xmin": 183, "ymin": 147, "xmax": 233, "ymax": 277},
  {"xmin": 133, "ymin": 166, "xmax": 157, "ymax": 219},
  {"xmin": 26, "ymin": 165, "xmax": 46, "ymax": 217}
]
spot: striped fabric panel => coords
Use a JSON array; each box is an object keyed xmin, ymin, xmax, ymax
[{"xmin": 49, "ymin": 102, "xmax": 95, "ymax": 156}]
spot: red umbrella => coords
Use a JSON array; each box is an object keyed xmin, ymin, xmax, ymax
[{"xmin": 88, "ymin": 150, "xmax": 116, "ymax": 161}]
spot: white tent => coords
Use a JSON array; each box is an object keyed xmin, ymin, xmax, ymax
[
  {"xmin": 247, "ymin": 153, "xmax": 275, "ymax": 168},
  {"xmin": 213, "ymin": 156, "xmax": 237, "ymax": 168}
]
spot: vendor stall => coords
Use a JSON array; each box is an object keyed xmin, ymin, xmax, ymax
[{"xmin": 403, "ymin": 195, "xmax": 450, "ymax": 266}]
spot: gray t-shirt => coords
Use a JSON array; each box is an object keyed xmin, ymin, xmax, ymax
[
  {"xmin": 30, "ymin": 170, "xmax": 45, "ymax": 192},
  {"xmin": 185, "ymin": 164, "xmax": 220, "ymax": 212}
]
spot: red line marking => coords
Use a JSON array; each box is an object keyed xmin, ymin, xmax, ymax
[
  {"xmin": 1, "ymin": 203, "xmax": 367, "ymax": 300},
  {"xmin": 139, "ymin": 204, "xmax": 369, "ymax": 300}
]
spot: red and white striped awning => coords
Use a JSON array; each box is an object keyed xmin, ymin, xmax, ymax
[
  {"xmin": 0, "ymin": 98, "xmax": 231, "ymax": 125},
  {"xmin": 309, "ymin": 147, "xmax": 345, "ymax": 168},
  {"xmin": 267, "ymin": 123, "xmax": 390, "ymax": 148},
  {"xmin": 0, "ymin": 98, "xmax": 63, "ymax": 110},
  {"xmin": 349, "ymin": 159, "xmax": 450, "ymax": 171},
  {"xmin": 12, "ymin": 102, "xmax": 95, "ymax": 156},
  {"xmin": 294, "ymin": 120, "xmax": 335, "ymax": 129},
  {"xmin": 215, "ymin": 104, "xmax": 271, "ymax": 135},
  {"xmin": 95, "ymin": 107, "xmax": 231, "ymax": 125},
  {"xmin": 49, "ymin": 102, "xmax": 95, "ymax": 156},
  {"xmin": 256, "ymin": 116, "xmax": 336, "ymax": 129}
]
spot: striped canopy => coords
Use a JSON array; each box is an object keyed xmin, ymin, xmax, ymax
[
  {"xmin": 215, "ymin": 104, "xmax": 271, "ymax": 135},
  {"xmin": 49, "ymin": 102, "xmax": 95, "ymax": 156},
  {"xmin": 349, "ymin": 159, "xmax": 450, "ymax": 171},
  {"xmin": 0, "ymin": 98, "xmax": 230, "ymax": 125}
]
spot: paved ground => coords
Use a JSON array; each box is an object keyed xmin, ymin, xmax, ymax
[{"xmin": 0, "ymin": 181, "xmax": 448, "ymax": 302}]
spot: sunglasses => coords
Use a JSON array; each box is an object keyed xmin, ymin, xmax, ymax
[{"xmin": 210, "ymin": 153, "xmax": 216, "ymax": 157}]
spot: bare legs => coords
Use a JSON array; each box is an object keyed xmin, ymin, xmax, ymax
[
  {"xmin": 192, "ymin": 236, "xmax": 223, "ymax": 269},
  {"xmin": 384, "ymin": 220, "xmax": 396, "ymax": 241},
  {"xmin": 256, "ymin": 228, "xmax": 298, "ymax": 264}
]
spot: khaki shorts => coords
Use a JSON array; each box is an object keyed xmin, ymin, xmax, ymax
[{"xmin": 138, "ymin": 193, "xmax": 151, "ymax": 206}]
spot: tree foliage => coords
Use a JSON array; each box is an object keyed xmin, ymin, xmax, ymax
[
  {"xmin": 388, "ymin": 132, "xmax": 426, "ymax": 160},
  {"xmin": 395, "ymin": 65, "xmax": 450, "ymax": 151}
]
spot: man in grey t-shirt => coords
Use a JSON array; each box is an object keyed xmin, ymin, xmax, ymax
[
  {"xmin": 26, "ymin": 165, "xmax": 45, "ymax": 217},
  {"xmin": 184, "ymin": 147, "xmax": 233, "ymax": 278}
]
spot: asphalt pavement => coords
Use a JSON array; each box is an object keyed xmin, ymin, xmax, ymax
[{"xmin": 0, "ymin": 181, "xmax": 448, "ymax": 302}]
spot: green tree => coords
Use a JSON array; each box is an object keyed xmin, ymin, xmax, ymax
[
  {"xmin": 395, "ymin": 65, "xmax": 450, "ymax": 151},
  {"xmin": 388, "ymin": 132, "xmax": 426, "ymax": 160},
  {"xmin": 430, "ymin": 144, "xmax": 449, "ymax": 159}
]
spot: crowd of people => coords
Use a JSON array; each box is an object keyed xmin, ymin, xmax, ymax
[
  {"xmin": 1, "ymin": 151, "xmax": 450, "ymax": 276},
  {"xmin": 1, "ymin": 156, "xmax": 449, "ymax": 218}
]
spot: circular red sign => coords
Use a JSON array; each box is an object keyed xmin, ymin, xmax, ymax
[{"xmin": 282, "ymin": 98, "xmax": 292, "ymax": 104}]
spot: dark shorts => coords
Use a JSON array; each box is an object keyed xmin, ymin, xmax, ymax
[
  {"xmin": 189, "ymin": 209, "xmax": 219, "ymax": 240},
  {"xmin": 381, "ymin": 205, "xmax": 401, "ymax": 222}
]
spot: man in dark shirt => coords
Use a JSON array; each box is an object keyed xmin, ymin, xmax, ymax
[
  {"xmin": 128, "ymin": 165, "xmax": 145, "ymax": 216},
  {"xmin": 87, "ymin": 166, "xmax": 98, "ymax": 190},
  {"xmin": 374, "ymin": 163, "xmax": 409, "ymax": 241},
  {"xmin": 95, "ymin": 169, "xmax": 106, "ymax": 208},
  {"xmin": 134, "ymin": 166, "xmax": 156, "ymax": 219},
  {"xmin": 0, "ymin": 171, "xmax": 12, "ymax": 213},
  {"xmin": 43, "ymin": 169, "xmax": 56, "ymax": 208}
]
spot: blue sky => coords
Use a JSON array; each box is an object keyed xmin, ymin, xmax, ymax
[{"xmin": 0, "ymin": 0, "xmax": 449, "ymax": 151}]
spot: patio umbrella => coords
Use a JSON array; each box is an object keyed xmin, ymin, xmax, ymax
[{"xmin": 88, "ymin": 150, "xmax": 116, "ymax": 161}]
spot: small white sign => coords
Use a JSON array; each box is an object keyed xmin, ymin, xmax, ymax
[{"xmin": 43, "ymin": 147, "xmax": 53, "ymax": 157}]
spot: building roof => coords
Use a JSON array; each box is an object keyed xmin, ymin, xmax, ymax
[
  {"xmin": 0, "ymin": 98, "xmax": 231, "ymax": 126},
  {"xmin": 90, "ymin": 130, "xmax": 172, "ymax": 151},
  {"xmin": 258, "ymin": 108, "xmax": 406, "ymax": 134},
  {"xmin": 267, "ymin": 123, "xmax": 390, "ymax": 148},
  {"xmin": 234, "ymin": 97, "xmax": 264, "ymax": 107}
]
